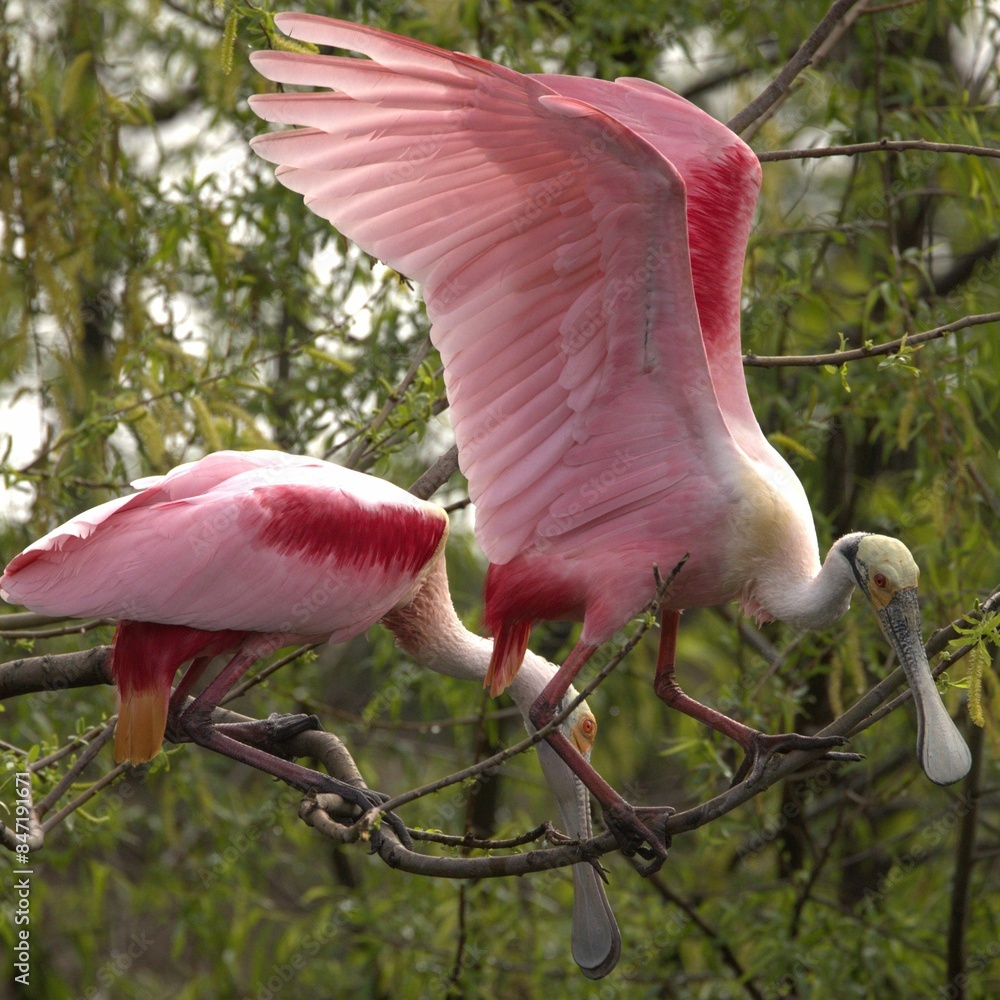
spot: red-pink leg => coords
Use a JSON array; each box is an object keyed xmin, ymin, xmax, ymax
[
  {"xmin": 528, "ymin": 640, "xmax": 672, "ymax": 872},
  {"xmin": 653, "ymin": 610, "xmax": 856, "ymax": 783},
  {"xmin": 171, "ymin": 635, "xmax": 319, "ymax": 748},
  {"xmin": 166, "ymin": 637, "xmax": 411, "ymax": 845},
  {"xmin": 168, "ymin": 654, "xmax": 215, "ymax": 712}
]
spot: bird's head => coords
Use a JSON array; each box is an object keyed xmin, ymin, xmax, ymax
[
  {"xmin": 568, "ymin": 703, "xmax": 598, "ymax": 758},
  {"xmin": 841, "ymin": 533, "xmax": 920, "ymax": 610},
  {"xmin": 834, "ymin": 532, "xmax": 971, "ymax": 785}
]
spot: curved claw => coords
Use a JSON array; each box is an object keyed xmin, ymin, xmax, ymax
[
  {"xmin": 167, "ymin": 706, "xmax": 413, "ymax": 848},
  {"xmin": 601, "ymin": 803, "xmax": 674, "ymax": 876},
  {"xmin": 319, "ymin": 785, "xmax": 414, "ymax": 850},
  {"xmin": 211, "ymin": 712, "xmax": 323, "ymax": 758},
  {"xmin": 731, "ymin": 731, "xmax": 854, "ymax": 787}
]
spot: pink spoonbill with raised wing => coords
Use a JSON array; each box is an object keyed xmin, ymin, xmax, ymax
[
  {"xmin": 247, "ymin": 15, "xmax": 972, "ymax": 866},
  {"xmin": 0, "ymin": 449, "xmax": 620, "ymax": 978}
]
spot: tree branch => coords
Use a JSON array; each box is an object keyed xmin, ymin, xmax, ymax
[
  {"xmin": 3, "ymin": 580, "xmax": 991, "ymax": 882},
  {"xmin": 0, "ymin": 646, "xmax": 112, "ymax": 700},
  {"xmin": 743, "ymin": 312, "xmax": 1000, "ymax": 368},
  {"xmin": 409, "ymin": 444, "xmax": 460, "ymax": 500},
  {"xmin": 727, "ymin": 0, "xmax": 865, "ymax": 135},
  {"xmin": 758, "ymin": 139, "xmax": 1000, "ymax": 163}
]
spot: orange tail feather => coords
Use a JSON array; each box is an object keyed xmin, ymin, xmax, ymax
[
  {"xmin": 486, "ymin": 620, "xmax": 533, "ymax": 697},
  {"xmin": 115, "ymin": 689, "xmax": 169, "ymax": 765}
]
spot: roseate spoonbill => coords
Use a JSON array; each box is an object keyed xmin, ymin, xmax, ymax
[
  {"xmin": 248, "ymin": 15, "xmax": 972, "ymax": 864},
  {"xmin": 0, "ymin": 449, "xmax": 620, "ymax": 978}
]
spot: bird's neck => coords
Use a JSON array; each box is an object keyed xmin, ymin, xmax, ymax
[
  {"xmin": 747, "ymin": 539, "xmax": 857, "ymax": 630},
  {"xmin": 382, "ymin": 555, "xmax": 544, "ymax": 712}
]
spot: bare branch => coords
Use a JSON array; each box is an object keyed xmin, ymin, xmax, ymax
[
  {"xmin": 222, "ymin": 643, "xmax": 323, "ymax": 704},
  {"xmin": 409, "ymin": 444, "xmax": 460, "ymax": 500},
  {"xmin": 0, "ymin": 612, "xmax": 65, "ymax": 630},
  {"xmin": 0, "ymin": 618, "xmax": 113, "ymax": 640},
  {"xmin": 343, "ymin": 338, "xmax": 432, "ymax": 469},
  {"xmin": 0, "ymin": 646, "xmax": 112, "ymax": 700},
  {"xmin": 758, "ymin": 139, "xmax": 1000, "ymax": 163},
  {"xmin": 34, "ymin": 724, "xmax": 116, "ymax": 822},
  {"xmin": 728, "ymin": 0, "xmax": 865, "ymax": 135},
  {"xmin": 744, "ymin": 313, "xmax": 1000, "ymax": 368},
  {"xmin": 410, "ymin": 822, "xmax": 557, "ymax": 850}
]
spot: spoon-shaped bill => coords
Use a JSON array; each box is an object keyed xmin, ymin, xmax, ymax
[
  {"xmin": 535, "ymin": 737, "xmax": 621, "ymax": 979},
  {"xmin": 876, "ymin": 588, "xmax": 972, "ymax": 785}
]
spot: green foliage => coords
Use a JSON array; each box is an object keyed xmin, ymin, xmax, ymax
[{"xmin": 1, "ymin": 0, "xmax": 998, "ymax": 997}]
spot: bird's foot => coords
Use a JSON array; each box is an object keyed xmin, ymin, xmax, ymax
[
  {"xmin": 601, "ymin": 803, "xmax": 674, "ymax": 876},
  {"xmin": 732, "ymin": 731, "xmax": 862, "ymax": 786},
  {"xmin": 317, "ymin": 784, "xmax": 414, "ymax": 851},
  {"xmin": 166, "ymin": 709, "xmax": 412, "ymax": 849},
  {"xmin": 212, "ymin": 712, "xmax": 323, "ymax": 758}
]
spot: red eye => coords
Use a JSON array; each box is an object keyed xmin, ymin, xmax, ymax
[
  {"xmin": 873, "ymin": 573, "xmax": 888, "ymax": 589},
  {"xmin": 581, "ymin": 716, "xmax": 597, "ymax": 738}
]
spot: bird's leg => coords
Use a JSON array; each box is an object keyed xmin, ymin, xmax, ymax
[
  {"xmin": 653, "ymin": 610, "xmax": 858, "ymax": 784},
  {"xmin": 169, "ymin": 637, "xmax": 410, "ymax": 846},
  {"xmin": 165, "ymin": 637, "xmax": 320, "ymax": 755},
  {"xmin": 167, "ymin": 654, "xmax": 214, "ymax": 712},
  {"xmin": 528, "ymin": 640, "xmax": 672, "ymax": 874}
]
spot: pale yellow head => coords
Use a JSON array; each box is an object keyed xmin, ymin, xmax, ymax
[{"xmin": 852, "ymin": 534, "xmax": 921, "ymax": 610}]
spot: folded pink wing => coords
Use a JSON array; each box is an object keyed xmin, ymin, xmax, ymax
[{"xmin": 2, "ymin": 453, "xmax": 447, "ymax": 640}]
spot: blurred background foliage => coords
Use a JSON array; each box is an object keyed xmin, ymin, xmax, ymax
[{"xmin": 0, "ymin": 0, "xmax": 998, "ymax": 996}]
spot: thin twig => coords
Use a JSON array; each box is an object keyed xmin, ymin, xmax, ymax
[
  {"xmin": 33, "ymin": 724, "xmax": 116, "ymax": 821},
  {"xmin": 410, "ymin": 822, "xmax": 555, "ymax": 850},
  {"xmin": 222, "ymin": 642, "xmax": 323, "ymax": 704},
  {"xmin": 0, "ymin": 618, "xmax": 113, "ymax": 640},
  {"xmin": 310, "ymin": 699, "xmax": 523, "ymax": 732},
  {"xmin": 0, "ymin": 612, "xmax": 64, "ymax": 629},
  {"xmin": 40, "ymin": 759, "xmax": 131, "ymax": 835},
  {"xmin": 364, "ymin": 560, "xmax": 684, "ymax": 823},
  {"xmin": 366, "ymin": 616, "xmax": 647, "ymax": 818},
  {"xmin": 30, "ymin": 724, "xmax": 112, "ymax": 772},
  {"xmin": 758, "ymin": 139, "xmax": 1000, "ymax": 163},
  {"xmin": 728, "ymin": 0, "xmax": 865, "ymax": 135},
  {"xmin": 445, "ymin": 883, "xmax": 468, "ymax": 996},
  {"xmin": 343, "ymin": 339, "xmax": 432, "ymax": 469},
  {"xmin": 744, "ymin": 312, "xmax": 1000, "ymax": 368}
]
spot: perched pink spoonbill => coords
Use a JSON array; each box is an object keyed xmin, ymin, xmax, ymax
[
  {"xmin": 248, "ymin": 15, "xmax": 972, "ymax": 864},
  {"xmin": 1, "ymin": 449, "xmax": 620, "ymax": 978}
]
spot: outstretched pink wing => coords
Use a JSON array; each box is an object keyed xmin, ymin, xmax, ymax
[
  {"xmin": 2, "ymin": 454, "xmax": 448, "ymax": 640},
  {"xmin": 249, "ymin": 15, "xmax": 759, "ymax": 574},
  {"xmin": 521, "ymin": 74, "xmax": 764, "ymax": 452}
]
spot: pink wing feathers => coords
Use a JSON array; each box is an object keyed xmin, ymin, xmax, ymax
[
  {"xmin": 523, "ymin": 74, "xmax": 764, "ymax": 454},
  {"xmin": 2, "ymin": 452, "xmax": 448, "ymax": 639},
  {"xmin": 248, "ymin": 15, "xmax": 755, "ymax": 573}
]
